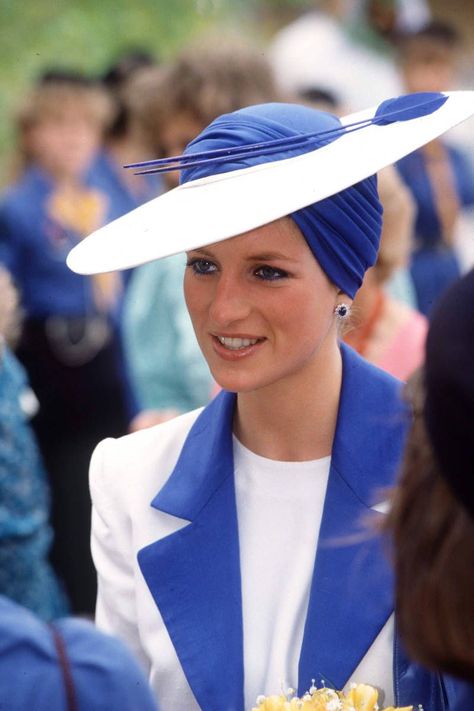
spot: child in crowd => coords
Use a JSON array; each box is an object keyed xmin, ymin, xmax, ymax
[
  {"xmin": 396, "ymin": 21, "xmax": 474, "ymax": 315},
  {"xmin": 0, "ymin": 72, "xmax": 131, "ymax": 613}
]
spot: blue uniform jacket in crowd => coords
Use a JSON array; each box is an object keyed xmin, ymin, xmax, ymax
[
  {"xmin": 138, "ymin": 344, "xmax": 451, "ymax": 710},
  {"xmin": 0, "ymin": 595, "xmax": 158, "ymax": 711},
  {"xmin": 0, "ymin": 166, "xmax": 100, "ymax": 318},
  {"xmin": 397, "ymin": 143, "xmax": 474, "ymax": 250}
]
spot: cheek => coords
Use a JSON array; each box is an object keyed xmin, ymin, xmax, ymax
[
  {"xmin": 279, "ymin": 288, "xmax": 334, "ymax": 335},
  {"xmin": 183, "ymin": 273, "xmax": 208, "ymax": 328}
]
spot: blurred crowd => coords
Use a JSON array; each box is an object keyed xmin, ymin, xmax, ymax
[{"xmin": 1, "ymin": 0, "xmax": 474, "ymax": 707}]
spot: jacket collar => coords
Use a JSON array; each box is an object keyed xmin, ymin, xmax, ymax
[
  {"xmin": 139, "ymin": 344, "xmax": 409, "ymax": 709},
  {"xmin": 151, "ymin": 385, "xmax": 235, "ymax": 520},
  {"xmin": 152, "ymin": 343, "xmax": 406, "ymax": 519}
]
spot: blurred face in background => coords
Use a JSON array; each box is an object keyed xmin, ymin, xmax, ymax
[
  {"xmin": 158, "ymin": 112, "xmax": 204, "ymax": 190},
  {"xmin": 401, "ymin": 46, "xmax": 458, "ymax": 94},
  {"xmin": 23, "ymin": 105, "xmax": 103, "ymax": 181}
]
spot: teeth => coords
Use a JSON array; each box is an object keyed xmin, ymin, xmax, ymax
[{"xmin": 217, "ymin": 336, "xmax": 259, "ymax": 350}]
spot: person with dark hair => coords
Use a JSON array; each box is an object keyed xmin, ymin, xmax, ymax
[
  {"xmin": 92, "ymin": 49, "xmax": 161, "ymax": 225},
  {"xmin": 385, "ymin": 268, "xmax": 474, "ymax": 710},
  {"xmin": 69, "ymin": 91, "xmax": 474, "ymax": 710},
  {"xmin": 396, "ymin": 20, "xmax": 474, "ymax": 316}
]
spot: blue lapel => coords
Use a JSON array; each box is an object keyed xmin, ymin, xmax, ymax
[
  {"xmin": 138, "ymin": 391, "xmax": 244, "ymax": 711},
  {"xmin": 298, "ymin": 345, "xmax": 409, "ymax": 693},
  {"xmin": 138, "ymin": 345, "xmax": 409, "ymax": 710}
]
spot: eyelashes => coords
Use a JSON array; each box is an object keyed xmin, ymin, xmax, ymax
[
  {"xmin": 254, "ymin": 265, "xmax": 289, "ymax": 281},
  {"xmin": 186, "ymin": 258, "xmax": 289, "ymax": 282},
  {"xmin": 186, "ymin": 258, "xmax": 217, "ymax": 275}
]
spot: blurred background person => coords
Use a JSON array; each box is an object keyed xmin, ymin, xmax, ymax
[
  {"xmin": 0, "ymin": 594, "xmax": 158, "ymax": 711},
  {"xmin": 93, "ymin": 49, "xmax": 162, "ymax": 228},
  {"xmin": 344, "ymin": 166, "xmax": 428, "ymax": 381},
  {"xmin": 0, "ymin": 71, "xmax": 131, "ymax": 614},
  {"xmin": 0, "ymin": 266, "xmax": 68, "ymax": 620},
  {"xmin": 385, "ymin": 268, "xmax": 474, "ymax": 710},
  {"xmin": 396, "ymin": 20, "xmax": 474, "ymax": 316},
  {"xmin": 123, "ymin": 39, "xmax": 281, "ymax": 431},
  {"xmin": 346, "ymin": 0, "xmax": 431, "ymax": 55},
  {"xmin": 269, "ymin": 0, "xmax": 409, "ymax": 112}
]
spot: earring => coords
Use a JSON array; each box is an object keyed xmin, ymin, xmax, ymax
[{"xmin": 334, "ymin": 303, "xmax": 350, "ymax": 319}]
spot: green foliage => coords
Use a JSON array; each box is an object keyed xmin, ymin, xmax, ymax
[{"xmin": 0, "ymin": 0, "xmax": 266, "ymax": 183}]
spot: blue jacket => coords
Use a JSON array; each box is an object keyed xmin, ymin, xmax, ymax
[
  {"xmin": 0, "ymin": 595, "xmax": 157, "ymax": 710},
  {"xmin": 135, "ymin": 345, "xmax": 447, "ymax": 710}
]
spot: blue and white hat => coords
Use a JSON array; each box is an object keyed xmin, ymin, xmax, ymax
[{"xmin": 67, "ymin": 91, "xmax": 474, "ymax": 287}]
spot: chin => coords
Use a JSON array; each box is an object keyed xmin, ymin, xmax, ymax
[{"xmin": 211, "ymin": 365, "xmax": 284, "ymax": 395}]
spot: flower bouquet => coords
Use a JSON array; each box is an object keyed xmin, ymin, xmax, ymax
[{"xmin": 251, "ymin": 682, "xmax": 417, "ymax": 711}]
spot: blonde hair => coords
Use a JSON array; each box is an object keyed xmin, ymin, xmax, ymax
[{"xmin": 14, "ymin": 77, "xmax": 114, "ymax": 169}]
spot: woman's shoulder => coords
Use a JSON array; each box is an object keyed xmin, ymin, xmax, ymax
[{"xmin": 89, "ymin": 407, "xmax": 204, "ymax": 504}]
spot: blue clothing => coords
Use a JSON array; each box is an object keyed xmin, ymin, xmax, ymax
[
  {"xmin": 444, "ymin": 676, "xmax": 474, "ymax": 710},
  {"xmin": 0, "ymin": 167, "xmax": 99, "ymax": 318},
  {"xmin": 122, "ymin": 254, "xmax": 213, "ymax": 413},
  {"xmin": 0, "ymin": 162, "xmax": 132, "ymax": 613},
  {"xmin": 409, "ymin": 246, "xmax": 461, "ymax": 317},
  {"xmin": 89, "ymin": 151, "xmax": 162, "ymax": 289},
  {"xmin": 90, "ymin": 150, "xmax": 161, "ymax": 222},
  {"xmin": 397, "ymin": 145, "xmax": 474, "ymax": 250},
  {"xmin": 397, "ymin": 143, "xmax": 474, "ymax": 316},
  {"xmin": 182, "ymin": 102, "xmax": 383, "ymax": 299},
  {"xmin": 0, "ymin": 346, "xmax": 67, "ymax": 620},
  {"xmin": 0, "ymin": 595, "xmax": 158, "ymax": 711},
  {"xmin": 137, "ymin": 344, "xmax": 446, "ymax": 710}
]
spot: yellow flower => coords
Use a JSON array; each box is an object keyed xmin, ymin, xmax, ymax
[
  {"xmin": 251, "ymin": 695, "xmax": 288, "ymax": 711},
  {"xmin": 343, "ymin": 683, "xmax": 379, "ymax": 710},
  {"xmin": 251, "ymin": 685, "xmax": 414, "ymax": 711}
]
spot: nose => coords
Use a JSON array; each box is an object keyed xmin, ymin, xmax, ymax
[{"xmin": 208, "ymin": 272, "xmax": 252, "ymax": 328}]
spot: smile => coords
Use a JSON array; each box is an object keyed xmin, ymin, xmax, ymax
[{"xmin": 217, "ymin": 336, "xmax": 260, "ymax": 350}]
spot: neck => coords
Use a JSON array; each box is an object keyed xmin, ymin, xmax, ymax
[{"xmin": 234, "ymin": 336, "xmax": 343, "ymax": 461}]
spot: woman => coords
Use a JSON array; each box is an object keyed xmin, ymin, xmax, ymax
[
  {"xmin": 385, "ymin": 268, "xmax": 474, "ymax": 711},
  {"xmin": 122, "ymin": 41, "xmax": 280, "ymax": 429},
  {"xmin": 69, "ymin": 92, "xmax": 474, "ymax": 710}
]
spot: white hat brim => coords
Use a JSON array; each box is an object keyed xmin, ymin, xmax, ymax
[{"xmin": 68, "ymin": 91, "xmax": 474, "ymax": 275}]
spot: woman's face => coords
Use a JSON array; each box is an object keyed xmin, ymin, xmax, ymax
[{"xmin": 184, "ymin": 217, "xmax": 342, "ymax": 393}]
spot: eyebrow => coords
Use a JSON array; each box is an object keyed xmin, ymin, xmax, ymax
[{"xmin": 189, "ymin": 247, "xmax": 298, "ymax": 262}]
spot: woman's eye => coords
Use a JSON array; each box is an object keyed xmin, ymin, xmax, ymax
[
  {"xmin": 254, "ymin": 265, "xmax": 288, "ymax": 281},
  {"xmin": 186, "ymin": 258, "xmax": 217, "ymax": 275}
]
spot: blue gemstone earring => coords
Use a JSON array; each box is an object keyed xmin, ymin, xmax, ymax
[{"xmin": 334, "ymin": 303, "xmax": 350, "ymax": 319}]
